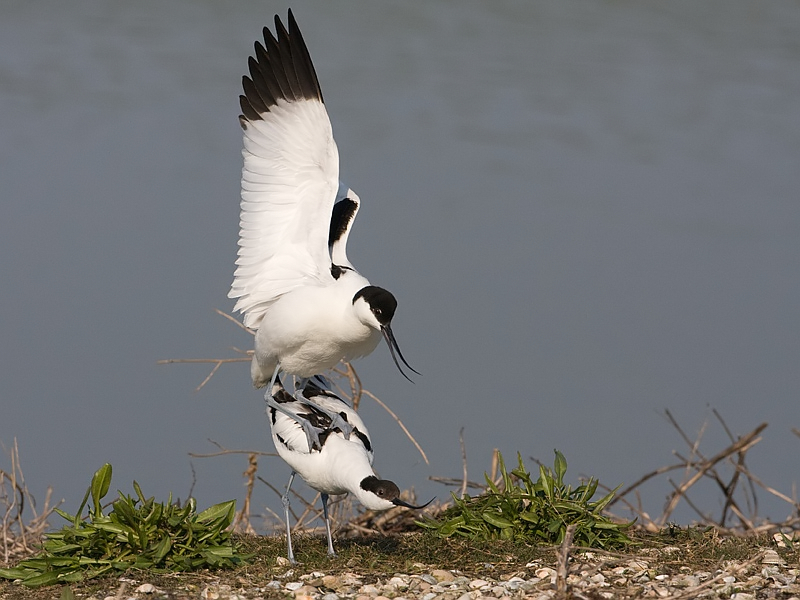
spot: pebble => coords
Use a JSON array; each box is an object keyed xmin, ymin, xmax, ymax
[
  {"xmin": 285, "ymin": 582, "xmax": 304, "ymax": 591},
  {"xmin": 431, "ymin": 569, "xmax": 455, "ymax": 582},
  {"xmin": 134, "ymin": 584, "xmax": 158, "ymax": 594},
  {"xmin": 78, "ymin": 552, "xmax": 797, "ymax": 599}
]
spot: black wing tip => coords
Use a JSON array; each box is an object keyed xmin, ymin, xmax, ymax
[{"xmin": 239, "ymin": 10, "xmax": 324, "ymax": 123}]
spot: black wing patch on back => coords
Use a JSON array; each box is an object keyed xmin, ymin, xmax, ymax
[{"xmin": 328, "ymin": 198, "xmax": 359, "ymax": 250}]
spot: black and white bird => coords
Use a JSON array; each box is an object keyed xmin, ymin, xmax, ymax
[
  {"xmin": 229, "ymin": 10, "xmax": 419, "ymax": 439},
  {"xmin": 269, "ymin": 378, "xmax": 429, "ymax": 563}
]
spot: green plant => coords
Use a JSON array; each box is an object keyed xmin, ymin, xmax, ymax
[
  {"xmin": 418, "ymin": 450, "xmax": 634, "ymax": 549},
  {"xmin": 0, "ymin": 464, "xmax": 250, "ymax": 587}
]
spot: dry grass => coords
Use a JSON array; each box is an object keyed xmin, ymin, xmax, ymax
[
  {"xmin": 602, "ymin": 410, "xmax": 800, "ymax": 535},
  {"xmin": 0, "ymin": 439, "xmax": 57, "ymax": 566}
]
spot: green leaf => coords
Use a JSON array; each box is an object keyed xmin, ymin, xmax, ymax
[
  {"xmin": 196, "ymin": 500, "xmax": 236, "ymax": 528},
  {"xmin": 53, "ymin": 507, "xmax": 77, "ymax": 523},
  {"xmin": 420, "ymin": 450, "xmax": 632, "ymax": 549},
  {"xmin": 482, "ymin": 511, "xmax": 513, "ymax": 529},
  {"xmin": 553, "ymin": 450, "xmax": 567, "ymax": 486},
  {"xmin": 74, "ymin": 487, "xmax": 91, "ymax": 527},
  {"xmin": 152, "ymin": 536, "xmax": 173, "ymax": 564},
  {"xmin": 60, "ymin": 586, "xmax": 77, "ymax": 600},
  {"xmin": 0, "ymin": 567, "xmax": 30, "ymax": 580},
  {"xmin": 90, "ymin": 464, "xmax": 113, "ymax": 517},
  {"xmin": 519, "ymin": 510, "xmax": 540, "ymax": 524},
  {"xmin": 539, "ymin": 465, "xmax": 552, "ymax": 499},
  {"xmin": 22, "ymin": 569, "xmax": 78, "ymax": 588}
]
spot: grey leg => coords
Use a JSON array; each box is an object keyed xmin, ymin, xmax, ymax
[
  {"xmin": 282, "ymin": 471, "xmax": 297, "ymax": 564},
  {"xmin": 267, "ymin": 363, "xmax": 282, "ymax": 394},
  {"xmin": 321, "ymin": 493, "xmax": 336, "ymax": 557},
  {"xmin": 293, "ymin": 377, "xmax": 354, "ymax": 441},
  {"xmin": 265, "ymin": 389, "xmax": 323, "ymax": 451}
]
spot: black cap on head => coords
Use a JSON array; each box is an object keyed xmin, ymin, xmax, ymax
[
  {"xmin": 360, "ymin": 476, "xmax": 435, "ymax": 510},
  {"xmin": 361, "ymin": 475, "xmax": 401, "ymax": 500},
  {"xmin": 353, "ymin": 285, "xmax": 397, "ymax": 325},
  {"xmin": 353, "ymin": 286, "xmax": 420, "ymax": 382}
]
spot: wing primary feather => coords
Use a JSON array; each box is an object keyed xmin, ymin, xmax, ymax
[
  {"xmin": 239, "ymin": 11, "xmax": 324, "ymax": 125},
  {"xmin": 241, "ymin": 75, "xmax": 269, "ymax": 115},
  {"xmin": 239, "ymin": 92, "xmax": 260, "ymax": 123},
  {"xmin": 252, "ymin": 42, "xmax": 285, "ymax": 107},
  {"xmin": 288, "ymin": 9, "xmax": 324, "ymax": 103},
  {"xmin": 262, "ymin": 24, "xmax": 295, "ymax": 101},
  {"xmin": 274, "ymin": 14, "xmax": 302, "ymax": 100},
  {"xmin": 248, "ymin": 54, "xmax": 277, "ymax": 108}
]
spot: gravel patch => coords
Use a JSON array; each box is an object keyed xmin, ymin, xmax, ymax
[{"xmin": 43, "ymin": 549, "xmax": 799, "ymax": 600}]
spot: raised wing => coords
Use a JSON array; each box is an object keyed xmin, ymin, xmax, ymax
[{"xmin": 230, "ymin": 10, "xmax": 340, "ymax": 329}]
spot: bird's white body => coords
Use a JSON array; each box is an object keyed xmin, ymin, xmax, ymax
[
  {"xmin": 268, "ymin": 376, "xmax": 427, "ymax": 563},
  {"xmin": 269, "ymin": 381, "xmax": 396, "ymax": 510},
  {"xmin": 251, "ymin": 270, "xmax": 382, "ymax": 386}
]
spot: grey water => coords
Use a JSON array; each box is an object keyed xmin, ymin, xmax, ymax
[{"xmin": 2, "ymin": 0, "xmax": 799, "ymax": 529}]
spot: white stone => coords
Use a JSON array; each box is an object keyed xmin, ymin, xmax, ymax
[
  {"xmin": 135, "ymin": 584, "xmax": 158, "ymax": 594},
  {"xmin": 388, "ymin": 576, "xmax": 408, "ymax": 588},
  {"xmin": 534, "ymin": 568, "xmax": 556, "ymax": 581},
  {"xmin": 285, "ymin": 582, "xmax": 303, "ymax": 591}
]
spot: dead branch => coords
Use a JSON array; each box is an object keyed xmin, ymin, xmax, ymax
[
  {"xmin": 556, "ymin": 524, "xmax": 576, "ymax": 597},
  {"xmin": 658, "ymin": 423, "xmax": 767, "ymax": 525},
  {"xmin": 1, "ymin": 439, "xmax": 58, "ymax": 564},
  {"xmin": 188, "ymin": 439, "xmax": 274, "ymax": 459},
  {"xmin": 213, "ymin": 308, "xmax": 254, "ymax": 334},
  {"xmin": 332, "ymin": 362, "xmax": 363, "ymax": 411},
  {"xmin": 232, "ymin": 453, "xmax": 258, "ymax": 534},
  {"xmin": 428, "ymin": 476, "xmax": 485, "ymax": 490},
  {"xmin": 361, "ymin": 388, "xmax": 429, "ymax": 465},
  {"xmin": 459, "ymin": 428, "xmax": 468, "ymax": 499}
]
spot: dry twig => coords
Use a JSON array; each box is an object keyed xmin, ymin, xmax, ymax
[
  {"xmin": 555, "ymin": 524, "xmax": 576, "ymax": 597},
  {"xmin": 1, "ymin": 439, "xmax": 58, "ymax": 564}
]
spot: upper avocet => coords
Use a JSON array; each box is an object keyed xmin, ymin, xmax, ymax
[
  {"xmin": 229, "ymin": 11, "xmax": 419, "ymax": 409},
  {"xmin": 269, "ymin": 378, "xmax": 429, "ymax": 563}
]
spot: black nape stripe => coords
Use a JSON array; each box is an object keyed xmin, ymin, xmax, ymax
[{"xmin": 239, "ymin": 9, "xmax": 324, "ymax": 126}]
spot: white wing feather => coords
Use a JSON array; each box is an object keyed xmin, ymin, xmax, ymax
[
  {"xmin": 231, "ymin": 100, "xmax": 339, "ymax": 327},
  {"xmin": 229, "ymin": 12, "xmax": 348, "ymax": 329}
]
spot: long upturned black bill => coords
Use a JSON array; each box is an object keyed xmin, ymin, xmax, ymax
[
  {"xmin": 393, "ymin": 496, "xmax": 435, "ymax": 510},
  {"xmin": 381, "ymin": 324, "xmax": 421, "ymax": 382}
]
